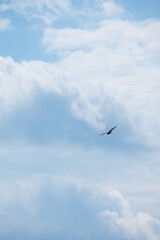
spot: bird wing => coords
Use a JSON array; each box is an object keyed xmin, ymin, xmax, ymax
[
  {"xmin": 99, "ymin": 132, "xmax": 107, "ymax": 136},
  {"xmin": 107, "ymin": 126, "xmax": 117, "ymax": 134},
  {"xmin": 110, "ymin": 126, "xmax": 117, "ymax": 132}
]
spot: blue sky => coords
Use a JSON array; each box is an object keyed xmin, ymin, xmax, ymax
[{"xmin": 0, "ymin": 0, "xmax": 160, "ymax": 239}]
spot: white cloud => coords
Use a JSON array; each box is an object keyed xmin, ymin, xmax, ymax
[
  {"xmin": 101, "ymin": 0, "xmax": 124, "ymax": 17},
  {"xmin": 100, "ymin": 183, "xmax": 160, "ymax": 240},
  {"xmin": 43, "ymin": 18, "xmax": 160, "ymax": 54},
  {"xmin": 0, "ymin": 175, "xmax": 159, "ymax": 239},
  {"xmin": 102, "ymin": 211, "xmax": 160, "ymax": 240},
  {"xmin": 0, "ymin": 0, "xmax": 71, "ymax": 13},
  {"xmin": 0, "ymin": 0, "xmax": 71, "ymax": 25},
  {"xmin": 1, "ymin": 18, "xmax": 160, "ymax": 146},
  {"xmin": 0, "ymin": 0, "xmax": 125, "ymax": 27},
  {"xmin": 0, "ymin": 18, "xmax": 11, "ymax": 31},
  {"xmin": 41, "ymin": 18, "xmax": 160, "ymax": 145},
  {"xmin": 0, "ymin": 141, "xmax": 160, "ymax": 238}
]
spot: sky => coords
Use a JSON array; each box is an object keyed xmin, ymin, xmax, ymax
[{"xmin": 0, "ymin": 0, "xmax": 160, "ymax": 239}]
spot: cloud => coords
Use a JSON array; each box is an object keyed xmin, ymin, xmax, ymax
[
  {"xmin": 43, "ymin": 18, "xmax": 160, "ymax": 54},
  {"xmin": 0, "ymin": 0, "xmax": 71, "ymax": 13},
  {"xmin": 0, "ymin": 3, "xmax": 160, "ymax": 146},
  {"xmin": 0, "ymin": 18, "xmax": 11, "ymax": 31},
  {"xmin": 0, "ymin": 0, "xmax": 71, "ymax": 25},
  {"xmin": 0, "ymin": 175, "xmax": 159, "ymax": 240},
  {"xmin": 0, "ymin": 0, "xmax": 125, "ymax": 27},
  {"xmin": 102, "ymin": 211, "xmax": 160, "ymax": 240},
  {"xmin": 1, "ymin": 17, "xmax": 160, "ymax": 146},
  {"xmin": 37, "ymin": 19, "xmax": 160, "ymax": 145},
  {"xmin": 101, "ymin": 0, "xmax": 124, "ymax": 17}
]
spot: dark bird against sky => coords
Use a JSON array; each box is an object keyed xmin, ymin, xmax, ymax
[{"xmin": 100, "ymin": 126, "xmax": 117, "ymax": 136}]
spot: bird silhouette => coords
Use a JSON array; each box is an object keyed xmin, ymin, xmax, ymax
[{"xmin": 100, "ymin": 126, "xmax": 117, "ymax": 136}]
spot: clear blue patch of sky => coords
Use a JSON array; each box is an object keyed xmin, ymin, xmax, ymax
[
  {"xmin": 118, "ymin": 0, "xmax": 160, "ymax": 20},
  {"xmin": 0, "ymin": 10, "xmax": 57, "ymax": 62}
]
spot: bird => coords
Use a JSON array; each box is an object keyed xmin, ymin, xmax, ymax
[{"xmin": 100, "ymin": 126, "xmax": 117, "ymax": 136}]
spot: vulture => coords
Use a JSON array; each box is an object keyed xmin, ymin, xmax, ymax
[{"xmin": 100, "ymin": 126, "xmax": 117, "ymax": 136}]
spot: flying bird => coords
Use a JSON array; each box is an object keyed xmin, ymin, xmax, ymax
[{"xmin": 100, "ymin": 126, "xmax": 117, "ymax": 136}]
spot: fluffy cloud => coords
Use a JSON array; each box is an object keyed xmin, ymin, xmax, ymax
[
  {"xmin": 102, "ymin": 211, "xmax": 160, "ymax": 240},
  {"xmin": 43, "ymin": 18, "xmax": 160, "ymax": 55},
  {"xmin": 35, "ymin": 18, "xmax": 160, "ymax": 145},
  {"xmin": 0, "ymin": 175, "xmax": 159, "ymax": 240},
  {"xmin": 0, "ymin": 2, "xmax": 160, "ymax": 145},
  {"xmin": 0, "ymin": 18, "xmax": 160, "ymax": 145}
]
